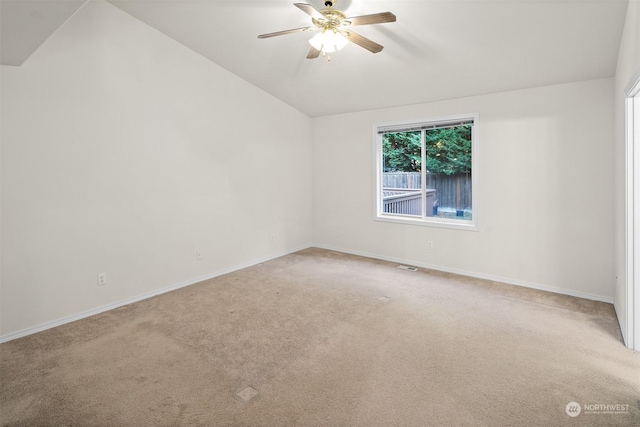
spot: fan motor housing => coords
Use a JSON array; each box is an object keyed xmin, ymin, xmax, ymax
[{"xmin": 313, "ymin": 8, "xmax": 348, "ymax": 31}]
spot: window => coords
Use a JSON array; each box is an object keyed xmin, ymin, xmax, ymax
[{"xmin": 375, "ymin": 114, "xmax": 478, "ymax": 230}]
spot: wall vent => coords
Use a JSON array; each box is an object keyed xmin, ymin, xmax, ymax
[{"xmin": 397, "ymin": 265, "xmax": 418, "ymax": 272}]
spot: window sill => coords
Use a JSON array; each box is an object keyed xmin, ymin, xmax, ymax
[{"xmin": 374, "ymin": 214, "xmax": 479, "ymax": 231}]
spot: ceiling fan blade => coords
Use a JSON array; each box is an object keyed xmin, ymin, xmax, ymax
[
  {"xmin": 258, "ymin": 26, "xmax": 314, "ymax": 39},
  {"xmin": 294, "ymin": 3, "xmax": 325, "ymax": 21},
  {"xmin": 306, "ymin": 46, "xmax": 321, "ymax": 59},
  {"xmin": 341, "ymin": 30, "xmax": 383, "ymax": 53},
  {"xmin": 347, "ymin": 12, "xmax": 396, "ymax": 26}
]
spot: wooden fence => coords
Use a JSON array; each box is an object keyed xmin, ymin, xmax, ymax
[
  {"xmin": 383, "ymin": 172, "xmax": 472, "ymax": 210},
  {"xmin": 382, "ymin": 189, "xmax": 436, "ymax": 216},
  {"xmin": 382, "ymin": 189, "xmax": 421, "ymax": 215}
]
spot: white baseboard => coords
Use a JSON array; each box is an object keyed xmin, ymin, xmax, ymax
[
  {"xmin": 1, "ymin": 242, "xmax": 614, "ymax": 343},
  {"xmin": 314, "ymin": 244, "xmax": 615, "ymax": 304},
  {"xmin": 0, "ymin": 243, "xmax": 313, "ymax": 344}
]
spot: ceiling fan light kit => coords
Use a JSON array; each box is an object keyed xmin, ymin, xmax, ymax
[
  {"xmin": 309, "ymin": 30, "xmax": 348, "ymax": 53},
  {"xmin": 258, "ymin": 1, "xmax": 396, "ymax": 61}
]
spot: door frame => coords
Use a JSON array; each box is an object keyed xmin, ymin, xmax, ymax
[{"xmin": 625, "ymin": 71, "xmax": 640, "ymax": 351}]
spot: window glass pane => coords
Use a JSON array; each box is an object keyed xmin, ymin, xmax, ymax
[
  {"xmin": 377, "ymin": 116, "xmax": 476, "ymax": 229},
  {"xmin": 425, "ymin": 125, "xmax": 472, "ymax": 220},
  {"xmin": 382, "ymin": 131, "xmax": 422, "ymax": 217}
]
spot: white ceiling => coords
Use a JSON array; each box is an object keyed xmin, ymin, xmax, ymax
[
  {"xmin": 1, "ymin": 0, "xmax": 629, "ymax": 117},
  {"xmin": 0, "ymin": 0, "xmax": 86, "ymax": 66}
]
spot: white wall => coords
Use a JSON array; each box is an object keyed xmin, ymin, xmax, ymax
[
  {"xmin": 312, "ymin": 79, "xmax": 614, "ymax": 301},
  {"xmin": 0, "ymin": 1, "xmax": 313, "ymax": 339},
  {"xmin": 613, "ymin": 0, "xmax": 640, "ymax": 346},
  {"xmin": 0, "ymin": 0, "xmax": 626, "ymax": 341}
]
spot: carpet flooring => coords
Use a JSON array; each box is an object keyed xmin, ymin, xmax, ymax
[{"xmin": 1, "ymin": 248, "xmax": 639, "ymax": 426}]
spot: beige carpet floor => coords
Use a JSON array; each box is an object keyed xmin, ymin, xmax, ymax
[{"xmin": 1, "ymin": 248, "xmax": 639, "ymax": 426}]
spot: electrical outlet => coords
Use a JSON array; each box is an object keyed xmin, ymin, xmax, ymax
[
  {"xmin": 427, "ymin": 241, "xmax": 433, "ymax": 249},
  {"xmin": 196, "ymin": 250, "xmax": 203, "ymax": 261},
  {"xmin": 97, "ymin": 273, "xmax": 107, "ymax": 286}
]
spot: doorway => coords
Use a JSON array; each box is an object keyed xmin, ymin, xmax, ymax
[{"xmin": 626, "ymin": 73, "xmax": 640, "ymax": 351}]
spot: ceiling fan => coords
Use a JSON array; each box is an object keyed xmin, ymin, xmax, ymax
[{"xmin": 258, "ymin": 1, "xmax": 396, "ymax": 60}]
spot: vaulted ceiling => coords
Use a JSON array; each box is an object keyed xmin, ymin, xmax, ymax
[{"xmin": 1, "ymin": 0, "xmax": 629, "ymax": 117}]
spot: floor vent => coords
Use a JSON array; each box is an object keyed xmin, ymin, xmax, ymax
[
  {"xmin": 397, "ymin": 265, "xmax": 418, "ymax": 272},
  {"xmin": 237, "ymin": 386, "xmax": 258, "ymax": 401}
]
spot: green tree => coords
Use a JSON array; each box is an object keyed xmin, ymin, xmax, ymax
[
  {"xmin": 382, "ymin": 131, "xmax": 421, "ymax": 172},
  {"xmin": 382, "ymin": 126, "xmax": 471, "ymax": 175},
  {"xmin": 425, "ymin": 125, "xmax": 472, "ymax": 175}
]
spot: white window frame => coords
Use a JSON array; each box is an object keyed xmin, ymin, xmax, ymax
[{"xmin": 374, "ymin": 113, "xmax": 479, "ymax": 231}]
